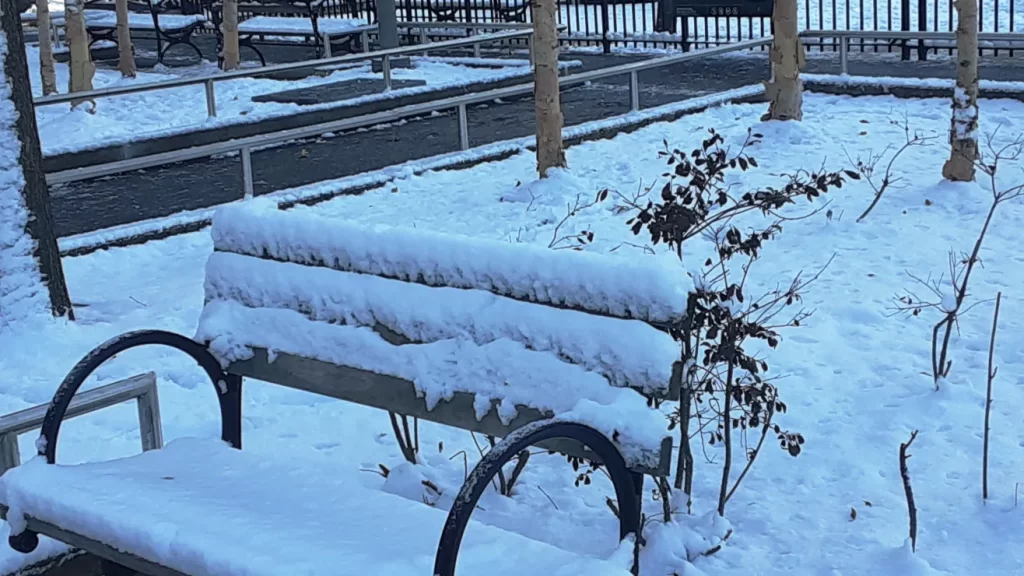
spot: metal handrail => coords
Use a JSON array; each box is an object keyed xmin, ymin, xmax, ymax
[
  {"xmin": 801, "ymin": 29, "xmax": 1024, "ymax": 41},
  {"xmin": 799, "ymin": 29, "xmax": 1024, "ymax": 75},
  {"xmin": 45, "ymin": 36, "xmax": 771, "ymax": 187},
  {"xmin": 0, "ymin": 373, "xmax": 162, "ymax": 475},
  {"xmin": 33, "ymin": 28, "xmax": 534, "ymax": 113}
]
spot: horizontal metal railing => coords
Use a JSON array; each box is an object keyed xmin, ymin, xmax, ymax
[
  {"xmin": 800, "ymin": 30, "xmax": 1024, "ymax": 74},
  {"xmin": 46, "ymin": 36, "xmax": 771, "ymax": 189},
  {"xmin": 0, "ymin": 373, "xmax": 163, "ymax": 475},
  {"xmin": 33, "ymin": 28, "xmax": 534, "ymax": 116}
]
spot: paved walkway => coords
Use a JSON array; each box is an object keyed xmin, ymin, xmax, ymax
[{"xmin": 49, "ymin": 41, "xmax": 1024, "ymax": 237}]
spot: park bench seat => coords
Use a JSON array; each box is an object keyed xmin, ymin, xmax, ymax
[
  {"xmin": 83, "ymin": 10, "xmax": 206, "ymax": 32},
  {"xmin": 0, "ymin": 438, "xmax": 633, "ymax": 576},
  {"xmin": 237, "ymin": 15, "xmax": 371, "ymax": 36}
]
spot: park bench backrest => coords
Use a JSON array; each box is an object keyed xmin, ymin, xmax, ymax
[
  {"xmin": 197, "ymin": 201, "xmax": 686, "ymax": 472},
  {"xmin": 236, "ymin": 0, "xmax": 325, "ymax": 17}
]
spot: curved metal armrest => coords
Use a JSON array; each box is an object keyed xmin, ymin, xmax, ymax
[
  {"xmin": 433, "ymin": 420, "xmax": 645, "ymax": 576},
  {"xmin": 8, "ymin": 330, "xmax": 243, "ymax": 555}
]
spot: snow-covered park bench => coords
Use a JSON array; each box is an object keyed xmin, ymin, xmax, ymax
[
  {"xmin": 84, "ymin": 9, "xmax": 207, "ymax": 62},
  {"xmin": 0, "ymin": 200, "xmax": 685, "ymax": 575},
  {"xmin": 236, "ymin": 15, "xmax": 376, "ymax": 62},
  {"xmin": 397, "ymin": 0, "xmax": 528, "ymax": 23},
  {"xmin": 207, "ymin": 0, "xmax": 373, "ymax": 61}
]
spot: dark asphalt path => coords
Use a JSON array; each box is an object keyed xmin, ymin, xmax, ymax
[{"xmin": 50, "ymin": 43, "xmax": 1024, "ymax": 237}]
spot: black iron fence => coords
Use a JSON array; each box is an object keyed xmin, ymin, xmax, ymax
[{"xmin": 329, "ymin": 0, "xmax": 1019, "ymax": 54}]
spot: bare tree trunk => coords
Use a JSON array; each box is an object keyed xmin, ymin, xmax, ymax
[
  {"xmin": 65, "ymin": 0, "xmax": 95, "ymax": 107},
  {"xmin": 36, "ymin": 0, "xmax": 58, "ymax": 95},
  {"xmin": 942, "ymin": 0, "xmax": 979, "ymax": 182},
  {"xmin": 0, "ymin": 2, "xmax": 75, "ymax": 325},
  {"xmin": 221, "ymin": 0, "xmax": 240, "ymax": 70},
  {"xmin": 762, "ymin": 0, "xmax": 804, "ymax": 121},
  {"xmin": 115, "ymin": 0, "xmax": 136, "ymax": 78},
  {"xmin": 531, "ymin": 0, "xmax": 565, "ymax": 177}
]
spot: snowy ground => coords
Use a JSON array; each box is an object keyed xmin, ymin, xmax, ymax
[
  {"xmin": 26, "ymin": 45, "xmax": 548, "ymax": 156},
  {"xmin": 3, "ymin": 92, "xmax": 1024, "ymax": 574}
]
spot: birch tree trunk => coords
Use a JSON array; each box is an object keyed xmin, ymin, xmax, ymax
[
  {"xmin": 36, "ymin": 0, "xmax": 57, "ymax": 94},
  {"xmin": 531, "ymin": 0, "xmax": 565, "ymax": 177},
  {"xmin": 0, "ymin": 2, "xmax": 75, "ymax": 324},
  {"xmin": 65, "ymin": 0, "xmax": 95, "ymax": 107},
  {"xmin": 221, "ymin": 0, "xmax": 240, "ymax": 70},
  {"xmin": 942, "ymin": 0, "xmax": 979, "ymax": 182},
  {"xmin": 115, "ymin": 0, "xmax": 136, "ymax": 78},
  {"xmin": 762, "ymin": 0, "xmax": 804, "ymax": 121}
]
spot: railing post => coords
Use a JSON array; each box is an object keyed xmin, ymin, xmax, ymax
[
  {"xmin": 204, "ymin": 79, "xmax": 217, "ymax": 118},
  {"xmin": 473, "ymin": 42, "xmax": 481, "ymax": 58},
  {"xmin": 322, "ymin": 33, "xmax": 333, "ymax": 58},
  {"xmin": 241, "ymin": 147, "xmax": 254, "ymax": 199},
  {"xmin": 0, "ymin": 433, "xmax": 19, "ymax": 476},
  {"xmin": 629, "ymin": 70, "xmax": 639, "ymax": 112},
  {"xmin": 383, "ymin": 54, "xmax": 392, "ymax": 91},
  {"xmin": 361, "ymin": 29, "xmax": 370, "ymax": 53},
  {"xmin": 457, "ymin": 104, "xmax": 469, "ymax": 151},
  {"xmin": 135, "ymin": 375, "xmax": 164, "ymax": 452},
  {"xmin": 527, "ymin": 34, "xmax": 534, "ymax": 67},
  {"xmin": 839, "ymin": 36, "xmax": 849, "ymax": 75}
]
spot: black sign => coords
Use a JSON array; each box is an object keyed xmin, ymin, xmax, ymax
[{"xmin": 674, "ymin": 0, "xmax": 773, "ymax": 17}]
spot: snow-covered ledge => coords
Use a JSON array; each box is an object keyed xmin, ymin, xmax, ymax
[{"xmin": 803, "ymin": 74, "xmax": 1024, "ymax": 102}]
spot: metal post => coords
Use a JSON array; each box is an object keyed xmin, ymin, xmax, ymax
[
  {"xmin": 322, "ymin": 33, "xmax": 332, "ymax": 58},
  {"xmin": 136, "ymin": 380, "xmax": 164, "ymax": 452},
  {"xmin": 457, "ymin": 104, "xmax": 469, "ymax": 151},
  {"xmin": 527, "ymin": 35, "xmax": 534, "ymax": 67},
  {"xmin": 473, "ymin": 42, "xmax": 481, "ymax": 58},
  {"xmin": 241, "ymin": 147, "xmax": 254, "ymax": 199},
  {"xmin": 839, "ymin": 36, "xmax": 848, "ymax": 75},
  {"xmin": 361, "ymin": 29, "xmax": 370, "ymax": 53},
  {"xmin": 629, "ymin": 70, "xmax": 639, "ymax": 112},
  {"xmin": 375, "ymin": 0, "xmax": 399, "ymax": 51},
  {"xmin": 204, "ymin": 79, "xmax": 217, "ymax": 118},
  {"xmin": 383, "ymin": 55, "xmax": 392, "ymax": 91},
  {"xmin": 420, "ymin": 27, "xmax": 428, "ymax": 57},
  {"xmin": 0, "ymin": 434, "xmax": 19, "ymax": 476}
]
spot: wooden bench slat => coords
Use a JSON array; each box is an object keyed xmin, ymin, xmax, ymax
[
  {"xmin": 210, "ymin": 201, "xmax": 688, "ymax": 329},
  {"xmin": 199, "ymin": 299, "xmax": 671, "ymax": 472},
  {"xmin": 230, "ymin": 349, "xmax": 671, "ymax": 475}
]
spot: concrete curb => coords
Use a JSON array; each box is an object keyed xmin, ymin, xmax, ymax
[{"xmin": 803, "ymin": 74, "xmax": 1024, "ymax": 102}]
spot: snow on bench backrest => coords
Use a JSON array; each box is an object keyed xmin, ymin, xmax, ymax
[{"xmin": 203, "ymin": 200, "xmax": 687, "ymax": 398}]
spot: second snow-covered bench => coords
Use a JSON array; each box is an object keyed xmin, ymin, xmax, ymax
[{"xmin": 1, "ymin": 199, "xmax": 688, "ymax": 575}]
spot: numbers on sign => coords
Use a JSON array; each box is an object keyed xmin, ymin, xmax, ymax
[{"xmin": 709, "ymin": 6, "xmax": 740, "ymax": 15}]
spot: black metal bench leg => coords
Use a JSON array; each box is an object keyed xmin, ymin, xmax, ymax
[
  {"xmin": 631, "ymin": 472, "xmax": 645, "ymax": 576},
  {"xmin": 219, "ymin": 373, "xmax": 243, "ymax": 449}
]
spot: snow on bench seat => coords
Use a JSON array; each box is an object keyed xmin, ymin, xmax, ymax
[
  {"xmin": 238, "ymin": 16, "xmax": 373, "ymax": 36},
  {"xmin": 82, "ymin": 10, "xmax": 206, "ymax": 31},
  {"xmin": 0, "ymin": 438, "xmax": 633, "ymax": 576}
]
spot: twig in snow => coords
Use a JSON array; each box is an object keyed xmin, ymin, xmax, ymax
[
  {"xmin": 535, "ymin": 485, "xmax": 560, "ymax": 510},
  {"xmin": 983, "ymin": 292, "xmax": 1001, "ymax": 501},
  {"xmin": 900, "ymin": 430, "xmax": 919, "ymax": 553},
  {"xmin": 843, "ymin": 116, "xmax": 936, "ymax": 222}
]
